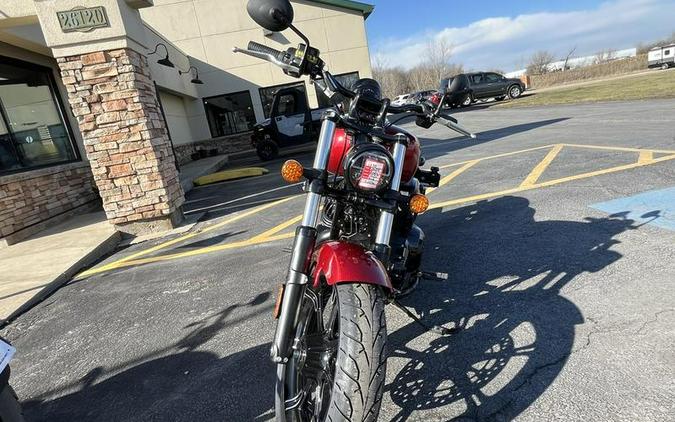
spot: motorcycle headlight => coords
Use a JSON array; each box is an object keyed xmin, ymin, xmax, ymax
[{"xmin": 345, "ymin": 145, "xmax": 394, "ymax": 193}]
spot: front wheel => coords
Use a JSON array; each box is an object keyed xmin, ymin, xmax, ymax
[
  {"xmin": 0, "ymin": 384, "xmax": 24, "ymax": 422},
  {"xmin": 280, "ymin": 283, "xmax": 387, "ymax": 422},
  {"xmin": 461, "ymin": 94, "xmax": 473, "ymax": 107},
  {"xmin": 256, "ymin": 139, "xmax": 279, "ymax": 161},
  {"xmin": 508, "ymin": 84, "xmax": 522, "ymax": 99}
]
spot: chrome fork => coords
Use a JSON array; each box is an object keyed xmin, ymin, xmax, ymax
[
  {"xmin": 373, "ymin": 134, "xmax": 407, "ymax": 261},
  {"xmin": 271, "ymin": 111, "xmax": 336, "ymax": 363},
  {"xmin": 273, "ymin": 111, "xmax": 337, "ymax": 421}
]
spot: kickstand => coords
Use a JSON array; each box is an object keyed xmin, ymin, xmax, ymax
[{"xmin": 390, "ymin": 300, "xmax": 458, "ymax": 336}]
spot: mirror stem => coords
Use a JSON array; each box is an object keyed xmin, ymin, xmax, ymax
[{"xmin": 288, "ymin": 23, "xmax": 310, "ymax": 48}]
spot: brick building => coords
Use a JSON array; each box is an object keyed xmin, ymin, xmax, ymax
[{"xmin": 0, "ymin": 0, "xmax": 373, "ymax": 245}]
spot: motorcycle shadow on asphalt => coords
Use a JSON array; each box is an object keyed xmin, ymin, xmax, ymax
[
  {"xmin": 418, "ymin": 117, "xmax": 569, "ymax": 162},
  {"xmin": 385, "ymin": 195, "xmax": 645, "ymax": 421}
]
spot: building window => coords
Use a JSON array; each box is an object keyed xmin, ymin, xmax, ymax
[
  {"xmin": 314, "ymin": 72, "xmax": 359, "ymax": 108},
  {"xmin": 259, "ymin": 82, "xmax": 306, "ymax": 118},
  {"xmin": 0, "ymin": 57, "xmax": 78, "ymax": 175},
  {"xmin": 203, "ymin": 91, "xmax": 256, "ymax": 137}
]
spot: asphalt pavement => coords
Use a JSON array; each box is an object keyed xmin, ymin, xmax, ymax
[{"xmin": 3, "ymin": 99, "xmax": 675, "ymax": 422}]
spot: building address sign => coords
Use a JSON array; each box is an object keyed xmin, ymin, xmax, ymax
[{"xmin": 57, "ymin": 6, "xmax": 109, "ymax": 33}]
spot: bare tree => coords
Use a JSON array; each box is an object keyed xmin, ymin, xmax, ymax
[
  {"xmin": 371, "ymin": 56, "xmax": 410, "ymax": 98},
  {"xmin": 426, "ymin": 38, "xmax": 455, "ymax": 84},
  {"xmin": 594, "ymin": 48, "xmax": 617, "ymax": 64},
  {"xmin": 371, "ymin": 38, "xmax": 464, "ymax": 98},
  {"xmin": 562, "ymin": 46, "xmax": 577, "ymax": 71},
  {"xmin": 407, "ymin": 38, "xmax": 463, "ymax": 91},
  {"xmin": 527, "ymin": 50, "xmax": 555, "ymax": 75},
  {"xmin": 637, "ymin": 31, "xmax": 675, "ymax": 54}
]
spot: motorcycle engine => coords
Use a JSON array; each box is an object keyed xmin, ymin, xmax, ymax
[{"xmin": 321, "ymin": 199, "xmax": 376, "ymax": 244}]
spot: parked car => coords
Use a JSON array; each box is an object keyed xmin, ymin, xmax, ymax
[
  {"xmin": 407, "ymin": 90, "xmax": 437, "ymax": 104},
  {"xmin": 460, "ymin": 72, "xmax": 526, "ymax": 106},
  {"xmin": 428, "ymin": 76, "xmax": 471, "ymax": 108},
  {"xmin": 251, "ymin": 87, "xmax": 326, "ymax": 160},
  {"xmin": 391, "ymin": 93, "xmax": 412, "ymax": 106}
]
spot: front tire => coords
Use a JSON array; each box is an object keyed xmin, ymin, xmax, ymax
[
  {"xmin": 256, "ymin": 139, "xmax": 279, "ymax": 161},
  {"xmin": 508, "ymin": 84, "xmax": 522, "ymax": 99},
  {"xmin": 460, "ymin": 94, "xmax": 473, "ymax": 107},
  {"xmin": 0, "ymin": 385, "xmax": 24, "ymax": 422},
  {"xmin": 281, "ymin": 283, "xmax": 387, "ymax": 422}
]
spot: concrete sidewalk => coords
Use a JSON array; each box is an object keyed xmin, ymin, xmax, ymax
[{"xmin": 0, "ymin": 212, "xmax": 120, "ymax": 323}]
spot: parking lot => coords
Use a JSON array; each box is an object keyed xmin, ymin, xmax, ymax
[{"xmin": 3, "ymin": 99, "xmax": 675, "ymax": 421}]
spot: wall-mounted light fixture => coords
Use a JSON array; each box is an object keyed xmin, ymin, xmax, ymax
[
  {"xmin": 148, "ymin": 43, "xmax": 174, "ymax": 68},
  {"xmin": 178, "ymin": 65, "xmax": 204, "ymax": 85}
]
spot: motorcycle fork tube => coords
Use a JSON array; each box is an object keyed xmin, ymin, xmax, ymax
[
  {"xmin": 374, "ymin": 140, "xmax": 407, "ymax": 264},
  {"xmin": 270, "ymin": 113, "xmax": 337, "ymax": 364}
]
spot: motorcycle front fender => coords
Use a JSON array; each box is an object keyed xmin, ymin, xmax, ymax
[{"xmin": 312, "ymin": 241, "xmax": 392, "ymax": 291}]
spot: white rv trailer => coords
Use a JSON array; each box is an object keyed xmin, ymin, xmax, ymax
[{"xmin": 647, "ymin": 44, "xmax": 675, "ymax": 69}]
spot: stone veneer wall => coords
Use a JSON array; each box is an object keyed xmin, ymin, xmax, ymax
[
  {"xmin": 0, "ymin": 162, "xmax": 97, "ymax": 241},
  {"xmin": 57, "ymin": 49, "xmax": 184, "ymax": 229},
  {"xmin": 173, "ymin": 132, "xmax": 253, "ymax": 166}
]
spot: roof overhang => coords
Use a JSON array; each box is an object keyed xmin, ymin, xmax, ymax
[{"xmin": 309, "ymin": 0, "xmax": 374, "ymax": 19}]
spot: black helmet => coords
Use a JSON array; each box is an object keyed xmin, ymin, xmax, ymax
[{"xmin": 352, "ymin": 78, "xmax": 382, "ymax": 102}]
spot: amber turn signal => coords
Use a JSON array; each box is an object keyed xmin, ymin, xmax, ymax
[
  {"xmin": 281, "ymin": 160, "xmax": 304, "ymax": 183},
  {"xmin": 409, "ymin": 194, "xmax": 429, "ymax": 214}
]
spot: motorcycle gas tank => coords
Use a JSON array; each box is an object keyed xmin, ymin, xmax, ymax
[
  {"xmin": 385, "ymin": 125, "xmax": 420, "ymax": 184},
  {"xmin": 326, "ymin": 126, "xmax": 420, "ymax": 183}
]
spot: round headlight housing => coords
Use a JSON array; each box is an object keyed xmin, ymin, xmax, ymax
[{"xmin": 345, "ymin": 144, "xmax": 394, "ymax": 193}]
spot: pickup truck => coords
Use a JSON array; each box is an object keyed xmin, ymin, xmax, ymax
[
  {"xmin": 251, "ymin": 86, "xmax": 327, "ymax": 161},
  {"xmin": 460, "ymin": 72, "xmax": 526, "ymax": 107}
]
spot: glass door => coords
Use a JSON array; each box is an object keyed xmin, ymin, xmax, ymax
[{"xmin": 0, "ymin": 57, "xmax": 78, "ymax": 175}]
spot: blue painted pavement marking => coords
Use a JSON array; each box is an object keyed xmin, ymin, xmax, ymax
[{"xmin": 591, "ymin": 187, "xmax": 675, "ymax": 232}]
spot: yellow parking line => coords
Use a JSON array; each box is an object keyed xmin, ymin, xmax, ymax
[
  {"xmin": 77, "ymin": 144, "xmax": 675, "ymax": 275},
  {"xmin": 76, "ymin": 195, "xmax": 298, "ymax": 278},
  {"xmin": 93, "ymin": 232, "xmax": 296, "ymax": 271},
  {"xmin": 637, "ymin": 150, "xmax": 654, "ymax": 164},
  {"xmin": 561, "ymin": 143, "xmax": 675, "ymax": 154},
  {"xmin": 437, "ymin": 144, "xmax": 556, "ymax": 170},
  {"xmin": 429, "ymin": 152, "xmax": 675, "ymax": 211},
  {"xmin": 427, "ymin": 160, "xmax": 479, "ymax": 194},
  {"xmin": 520, "ymin": 144, "xmax": 564, "ymax": 187},
  {"xmin": 248, "ymin": 214, "xmax": 302, "ymax": 242}
]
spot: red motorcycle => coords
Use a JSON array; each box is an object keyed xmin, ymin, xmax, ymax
[{"xmin": 236, "ymin": 1, "xmax": 475, "ymax": 420}]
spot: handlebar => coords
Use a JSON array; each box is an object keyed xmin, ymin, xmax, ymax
[
  {"xmin": 247, "ymin": 41, "xmax": 285, "ymax": 62},
  {"xmin": 387, "ymin": 103, "xmax": 425, "ymax": 115},
  {"xmin": 234, "ymin": 39, "xmax": 476, "ymax": 139}
]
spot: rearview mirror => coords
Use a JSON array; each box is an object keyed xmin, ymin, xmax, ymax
[
  {"xmin": 438, "ymin": 78, "xmax": 450, "ymax": 94},
  {"xmin": 439, "ymin": 75, "xmax": 469, "ymax": 95},
  {"xmin": 247, "ymin": 0, "xmax": 294, "ymax": 32}
]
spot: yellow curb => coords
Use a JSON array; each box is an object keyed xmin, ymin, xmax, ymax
[{"xmin": 193, "ymin": 167, "xmax": 269, "ymax": 186}]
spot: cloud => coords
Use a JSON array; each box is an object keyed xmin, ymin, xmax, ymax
[{"xmin": 371, "ymin": 0, "xmax": 675, "ymax": 71}]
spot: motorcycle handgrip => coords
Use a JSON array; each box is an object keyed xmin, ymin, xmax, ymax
[
  {"xmin": 247, "ymin": 41, "xmax": 285, "ymax": 62},
  {"xmin": 387, "ymin": 103, "xmax": 424, "ymax": 114}
]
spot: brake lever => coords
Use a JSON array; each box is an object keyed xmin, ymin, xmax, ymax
[
  {"xmin": 438, "ymin": 116, "xmax": 477, "ymax": 139},
  {"xmin": 232, "ymin": 47, "xmax": 297, "ymax": 73}
]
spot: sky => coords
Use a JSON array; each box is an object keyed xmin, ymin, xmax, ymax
[{"xmin": 365, "ymin": 0, "xmax": 675, "ymax": 72}]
